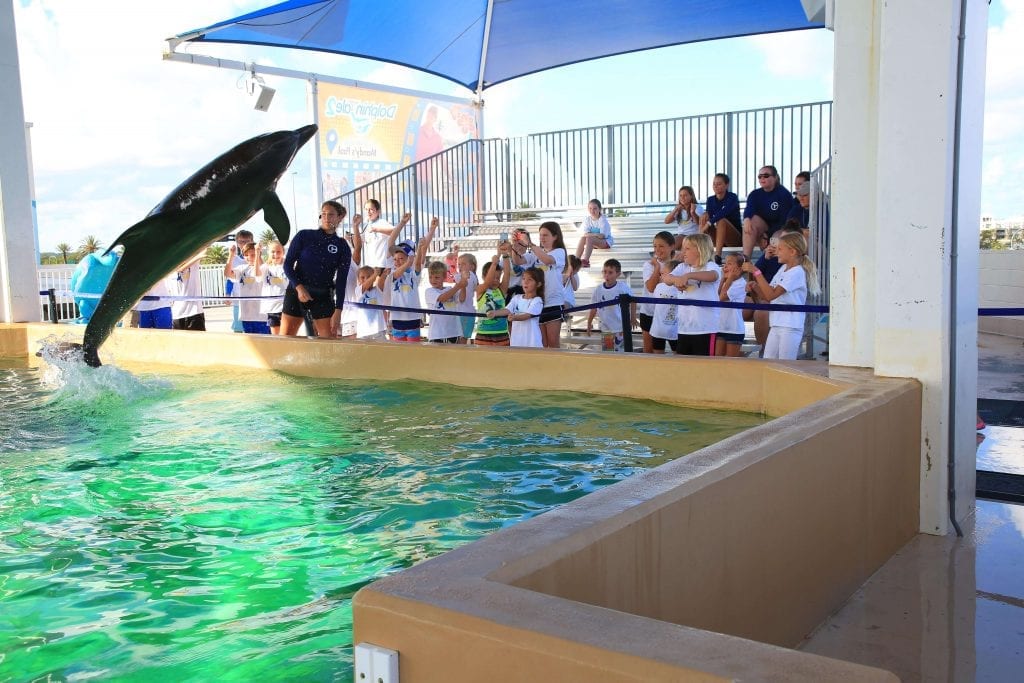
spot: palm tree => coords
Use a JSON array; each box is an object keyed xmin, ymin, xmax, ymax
[
  {"xmin": 56, "ymin": 242, "xmax": 73, "ymax": 264},
  {"xmin": 78, "ymin": 235, "xmax": 103, "ymax": 256},
  {"xmin": 259, "ymin": 228, "xmax": 277, "ymax": 246},
  {"xmin": 204, "ymin": 245, "xmax": 228, "ymax": 264}
]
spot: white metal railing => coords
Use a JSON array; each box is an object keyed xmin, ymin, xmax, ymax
[
  {"xmin": 37, "ymin": 263, "xmax": 229, "ymax": 322},
  {"xmin": 333, "ymin": 101, "xmax": 833, "ymax": 246}
]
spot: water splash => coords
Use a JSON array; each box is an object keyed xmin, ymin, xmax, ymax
[{"xmin": 35, "ymin": 334, "xmax": 171, "ymax": 406}]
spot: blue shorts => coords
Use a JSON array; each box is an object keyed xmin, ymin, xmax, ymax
[
  {"xmin": 459, "ymin": 314, "xmax": 475, "ymax": 339},
  {"xmin": 391, "ymin": 318, "xmax": 421, "ymax": 342},
  {"xmin": 242, "ymin": 320, "xmax": 270, "ymax": 334},
  {"xmin": 138, "ymin": 307, "xmax": 172, "ymax": 329}
]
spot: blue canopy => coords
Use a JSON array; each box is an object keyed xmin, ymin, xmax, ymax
[{"xmin": 172, "ymin": 0, "xmax": 824, "ymax": 93}]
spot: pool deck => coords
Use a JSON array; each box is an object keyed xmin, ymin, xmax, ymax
[{"xmin": 801, "ymin": 331, "xmax": 1024, "ymax": 682}]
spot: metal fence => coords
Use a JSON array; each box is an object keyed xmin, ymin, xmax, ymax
[
  {"xmin": 37, "ymin": 264, "xmax": 230, "ymax": 323},
  {"xmin": 332, "ymin": 101, "xmax": 833, "ymax": 243},
  {"xmin": 805, "ymin": 156, "xmax": 832, "ymax": 358}
]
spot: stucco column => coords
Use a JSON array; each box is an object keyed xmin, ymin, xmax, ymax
[
  {"xmin": 0, "ymin": 0, "xmax": 39, "ymax": 323},
  {"xmin": 831, "ymin": 0, "xmax": 987, "ymax": 534}
]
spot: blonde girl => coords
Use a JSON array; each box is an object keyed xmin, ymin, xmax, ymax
[
  {"xmin": 742, "ymin": 232, "xmax": 819, "ymax": 360},
  {"xmin": 261, "ymin": 240, "xmax": 287, "ymax": 334},
  {"xmin": 661, "ymin": 233, "xmax": 720, "ymax": 356},
  {"xmin": 639, "ymin": 230, "xmax": 675, "ymax": 353},
  {"xmin": 575, "ymin": 198, "xmax": 614, "ymax": 268},
  {"xmin": 716, "ymin": 253, "xmax": 748, "ymax": 357}
]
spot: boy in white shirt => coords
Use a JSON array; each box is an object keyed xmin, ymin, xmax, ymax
[
  {"xmin": 424, "ymin": 262, "xmax": 466, "ymax": 343},
  {"xmin": 586, "ymin": 259, "xmax": 636, "ymax": 352}
]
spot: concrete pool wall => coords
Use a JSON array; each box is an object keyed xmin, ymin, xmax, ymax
[{"xmin": 2, "ymin": 323, "xmax": 920, "ymax": 681}]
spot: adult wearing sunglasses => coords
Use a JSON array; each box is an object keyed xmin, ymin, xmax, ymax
[{"xmin": 741, "ymin": 165, "xmax": 793, "ymax": 259}]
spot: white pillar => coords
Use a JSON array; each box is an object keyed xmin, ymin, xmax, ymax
[
  {"xmin": 0, "ymin": 0, "xmax": 40, "ymax": 323},
  {"xmin": 831, "ymin": 0, "xmax": 987, "ymax": 534}
]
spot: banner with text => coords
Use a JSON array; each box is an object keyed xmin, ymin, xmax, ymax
[{"xmin": 318, "ymin": 83, "xmax": 479, "ymax": 201}]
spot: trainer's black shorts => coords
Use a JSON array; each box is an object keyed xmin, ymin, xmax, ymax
[{"xmin": 282, "ymin": 286, "xmax": 335, "ymax": 320}]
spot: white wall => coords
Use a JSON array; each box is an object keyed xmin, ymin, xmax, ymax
[{"xmin": 979, "ymin": 250, "xmax": 1024, "ymax": 338}]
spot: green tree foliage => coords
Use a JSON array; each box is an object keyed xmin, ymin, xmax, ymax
[
  {"xmin": 78, "ymin": 235, "xmax": 104, "ymax": 256},
  {"xmin": 510, "ymin": 202, "xmax": 539, "ymax": 221},
  {"xmin": 259, "ymin": 228, "xmax": 278, "ymax": 246},
  {"xmin": 204, "ymin": 245, "xmax": 228, "ymax": 264},
  {"xmin": 56, "ymin": 242, "xmax": 74, "ymax": 263},
  {"xmin": 979, "ymin": 229, "xmax": 1006, "ymax": 251}
]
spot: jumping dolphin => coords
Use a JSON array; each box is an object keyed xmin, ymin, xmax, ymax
[{"xmin": 77, "ymin": 124, "xmax": 318, "ymax": 367}]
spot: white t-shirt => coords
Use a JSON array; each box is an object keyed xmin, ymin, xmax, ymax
[
  {"xmin": 341, "ymin": 264, "xmax": 360, "ymax": 328},
  {"xmin": 510, "ymin": 250, "xmax": 537, "ymax": 290},
  {"xmin": 719, "ymin": 277, "xmax": 747, "ymax": 335},
  {"xmin": 261, "ymin": 264, "xmax": 287, "ymax": 315},
  {"xmin": 170, "ymin": 263, "xmax": 203, "ymax": 320},
  {"xmin": 425, "ymin": 286, "xmax": 463, "ymax": 340},
  {"xmin": 675, "ymin": 205, "xmax": 705, "ymax": 236},
  {"xmin": 582, "ymin": 214, "xmax": 614, "ymax": 247},
  {"xmin": 385, "ymin": 268, "xmax": 421, "ymax": 322},
  {"xmin": 536, "ymin": 247, "xmax": 567, "ymax": 308},
  {"xmin": 231, "ymin": 263, "xmax": 263, "ymax": 322},
  {"xmin": 673, "ymin": 262, "xmax": 721, "ymax": 335},
  {"xmin": 361, "ymin": 219, "xmax": 394, "ymax": 268},
  {"xmin": 650, "ymin": 282, "xmax": 680, "ymax": 341},
  {"xmin": 135, "ymin": 277, "xmax": 172, "ymax": 313},
  {"xmin": 507, "ymin": 294, "xmax": 544, "ymax": 348},
  {"xmin": 638, "ymin": 260, "xmax": 666, "ymax": 317},
  {"xmin": 592, "ymin": 280, "xmax": 633, "ymax": 333},
  {"xmin": 769, "ymin": 264, "xmax": 808, "ymax": 330},
  {"xmin": 453, "ymin": 272, "xmax": 479, "ymax": 317},
  {"xmin": 356, "ymin": 286, "xmax": 387, "ymax": 338},
  {"xmin": 563, "ymin": 272, "xmax": 579, "ymax": 307}
]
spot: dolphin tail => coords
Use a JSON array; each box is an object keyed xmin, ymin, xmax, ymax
[
  {"xmin": 82, "ymin": 344, "xmax": 102, "ymax": 368},
  {"xmin": 262, "ymin": 191, "xmax": 291, "ymax": 244}
]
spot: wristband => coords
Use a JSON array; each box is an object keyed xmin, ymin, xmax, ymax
[{"xmin": 754, "ymin": 269, "xmax": 763, "ymax": 278}]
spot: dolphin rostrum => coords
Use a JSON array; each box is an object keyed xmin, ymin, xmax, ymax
[{"xmin": 78, "ymin": 124, "xmax": 317, "ymax": 367}]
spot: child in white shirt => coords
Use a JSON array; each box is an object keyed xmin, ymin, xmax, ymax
[
  {"xmin": 586, "ymin": 258, "xmax": 636, "ymax": 352},
  {"xmin": 424, "ymin": 261, "xmax": 466, "ymax": 343},
  {"xmin": 487, "ymin": 266, "xmax": 544, "ymax": 348}
]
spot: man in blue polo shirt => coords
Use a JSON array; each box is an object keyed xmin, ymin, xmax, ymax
[{"xmin": 742, "ymin": 165, "xmax": 793, "ymax": 258}]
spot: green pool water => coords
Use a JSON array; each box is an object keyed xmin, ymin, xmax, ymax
[{"xmin": 0, "ymin": 356, "xmax": 763, "ymax": 681}]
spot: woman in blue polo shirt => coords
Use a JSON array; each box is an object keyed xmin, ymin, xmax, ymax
[{"xmin": 280, "ymin": 200, "xmax": 353, "ymax": 338}]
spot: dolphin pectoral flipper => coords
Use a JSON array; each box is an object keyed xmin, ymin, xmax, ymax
[
  {"xmin": 103, "ymin": 215, "xmax": 161, "ymax": 257},
  {"xmin": 261, "ymin": 191, "xmax": 291, "ymax": 244}
]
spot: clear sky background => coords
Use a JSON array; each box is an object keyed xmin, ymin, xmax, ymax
[{"xmin": 12, "ymin": 0, "xmax": 1020, "ymax": 253}]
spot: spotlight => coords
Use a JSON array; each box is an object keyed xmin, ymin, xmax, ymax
[{"xmin": 254, "ymin": 84, "xmax": 276, "ymax": 112}]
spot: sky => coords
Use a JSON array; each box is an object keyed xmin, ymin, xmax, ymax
[{"xmin": 9, "ymin": 0, "xmax": 1021, "ymax": 254}]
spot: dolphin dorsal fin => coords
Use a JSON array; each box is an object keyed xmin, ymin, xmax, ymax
[{"xmin": 261, "ymin": 191, "xmax": 291, "ymax": 244}]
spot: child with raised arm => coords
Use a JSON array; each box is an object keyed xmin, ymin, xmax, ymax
[
  {"xmin": 261, "ymin": 241, "xmax": 287, "ymax": 334},
  {"xmin": 383, "ymin": 214, "xmax": 432, "ymax": 342},
  {"xmin": 454, "ymin": 252, "xmax": 479, "ymax": 343},
  {"xmin": 360, "ymin": 199, "xmax": 410, "ymax": 276},
  {"xmin": 338, "ymin": 215, "xmax": 364, "ymax": 339},
  {"xmin": 661, "ymin": 233, "xmax": 721, "ymax": 356},
  {"xmin": 742, "ymin": 232, "xmax": 819, "ymax": 360},
  {"xmin": 474, "ymin": 245, "xmax": 513, "ymax": 346},
  {"xmin": 586, "ymin": 258, "xmax": 636, "ymax": 353},
  {"xmin": 716, "ymin": 253, "xmax": 749, "ymax": 357},
  {"xmin": 649, "ymin": 260, "xmax": 682, "ymax": 354},
  {"xmin": 487, "ymin": 266, "xmax": 544, "ymax": 348},
  {"xmin": 521, "ymin": 221, "xmax": 568, "ymax": 348},
  {"xmin": 355, "ymin": 265, "xmax": 387, "ymax": 340},
  {"xmin": 231, "ymin": 242, "xmax": 270, "ymax": 334},
  {"xmin": 424, "ymin": 261, "xmax": 465, "ymax": 344}
]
